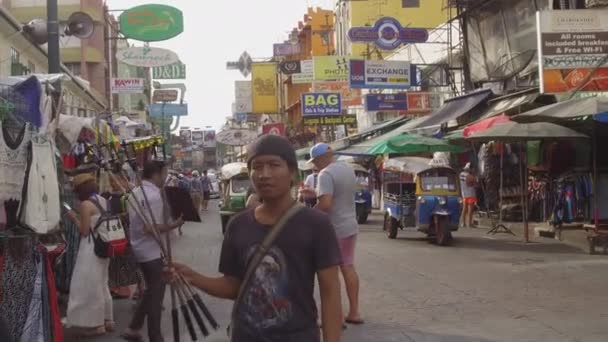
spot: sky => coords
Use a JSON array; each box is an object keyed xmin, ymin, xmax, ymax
[{"xmin": 107, "ymin": 0, "xmax": 336, "ymax": 131}]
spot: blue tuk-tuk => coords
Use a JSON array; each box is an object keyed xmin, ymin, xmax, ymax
[
  {"xmin": 383, "ymin": 157, "xmax": 461, "ymax": 246},
  {"xmin": 351, "ymin": 163, "xmax": 372, "ymax": 224}
]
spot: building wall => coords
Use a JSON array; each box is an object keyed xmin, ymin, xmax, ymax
[{"xmin": 337, "ymin": 0, "xmax": 450, "ymax": 58}]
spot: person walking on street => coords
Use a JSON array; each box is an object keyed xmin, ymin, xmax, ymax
[
  {"xmin": 169, "ymin": 135, "xmax": 343, "ymax": 342},
  {"xmin": 200, "ymin": 170, "xmax": 213, "ymax": 210},
  {"xmin": 309, "ymin": 143, "xmax": 364, "ymax": 326},
  {"xmin": 121, "ymin": 161, "xmax": 184, "ymax": 342},
  {"xmin": 64, "ymin": 174, "xmax": 114, "ymax": 337},
  {"xmin": 298, "ymin": 167, "xmax": 319, "ymax": 207},
  {"xmin": 460, "ymin": 163, "xmax": 478, "ymax": 228},
  {"xmin": 191, "ymin": 170, "xmax": 203, "ymax": 212}
]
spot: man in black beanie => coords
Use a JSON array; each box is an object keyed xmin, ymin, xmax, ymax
[{"xmin": 171, "ymin": 135, "xmax": 343, "ymax": 342}]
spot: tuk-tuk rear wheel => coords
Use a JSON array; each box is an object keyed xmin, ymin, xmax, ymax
[
  {"xmin": 434, "ymin": 216, "xmax": 452, "ymax": 246},
  {"xmin": 384, "ymin": 213, "xmax": 398, "ymax": 239}
]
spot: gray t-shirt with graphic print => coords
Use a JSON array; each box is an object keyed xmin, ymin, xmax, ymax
[{"xmin": 219, "ymin": 207, "xmax": 342, "ymax": 342}]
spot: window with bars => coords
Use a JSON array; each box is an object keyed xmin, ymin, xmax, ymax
[
  {"xmin": 402, "ymin": 0, "xmax": 420, "ymax": 7},
  {"xmin": 10, "ymin": 48, "xmax": 20, "ymax": 63}
]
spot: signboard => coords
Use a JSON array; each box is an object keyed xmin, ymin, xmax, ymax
[
  {"xmin": 303, "ymin": 115, "xmax": 357, "ymax": 126},
  {"xmin": 251, "ymin": 63, "xmax": 279, "ymax": 114},
  {"xmin": 273, "ymin": 43, "xmax": 300, "ymax": 56},
  {"xmin": 537, "ymin": 9, "xmax": 608, "ymax": 93},
  {"xmin": 226, "ymin": 51, "xmax": 253, "ymax": 77},
  {"xmin": 216, "ymin": 129, "xmax": 258, "ymax": 146},
  {"xmin": 191, "ymin": 130, "xmax": 204, "ymax": 147},
  {"xmin": 149, "ymin": 103, "xmax": 188, "ymax": 117},
  {"xmin": 406, "ymin": 92, "xmax": 437, "ymax": 113},
  {"xmin": 312, "ymin": 81, "xmax": 362, "ymax": 107},
  {"xmin": 314, "ymin": 56, "xmax": 352, "ymax": 81},
  {"xmin": 350, "ymin": 60, "xmax": 411, "ymax": 89},
  {"xmin": 119, "ymin": 4, "xmax": 184, "ymax": 42},
  {"xmin": 366, "ymin": 93, "xmax": 408, "ymax": 111},
  {"xmin": 348, "ymin": 17, "xmax": 429, "ymax": 50},
  {"xmin": 301, "ymin": 93, "xmax": 342, "ymax": 116},
  {"xmin": 111, "ymin": 78, "xmax": 144, "ymax": 94},
  {"xmin": 203, "ymin": 130, "xmax": 216, "ymax": 148},
  {"xmin": 262, "ymin": 123, "xmax": 286, "ymax": 136},
  {"xmin": 152, "ymin": 61, "xmax": 186, "ymax": 79},
  {"xmin": 116, "ymin": 47, "xmax": 179, "ymax": 68},
  {"xmin": 292, "ymin": 59, "xmax": 314, "ymax": 84},
  {"xmin": 280, "ymin": 60, "xmax": 302, "ymax": 74},
  {"xmin": 153, "ymin": 89, "xmax": 178, "ymax": 102},
  {"xmin": 179, "ymin": 129, "xmax": 192, "ymax": 143},
  {"xmin": 234, "ymin": 81, "xmax": 252, "ymax": 113}
]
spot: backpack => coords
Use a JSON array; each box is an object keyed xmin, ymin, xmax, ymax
[{"xmin": 89, "ymin": 197, "xmax": 128, "ymax": 258}]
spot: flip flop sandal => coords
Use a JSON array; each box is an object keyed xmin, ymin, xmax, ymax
[
  {"xmin": 345, "ymin": 318, "xmax": 365, "ymax": 325},
  {"xmin": 121, "ymin": 332, "xmax": 144, "ymax": 342},
  {"xmin": 79, "ymin": 326, "xmax": 106, "ymax": 337}
]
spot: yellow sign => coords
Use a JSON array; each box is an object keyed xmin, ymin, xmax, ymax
[
  {"xmin": 251, "ymin": 63, "xmax": 278, "ymax": 114},
  {"xmin": 313, "ymin": 56, "xmax": 352, "ymax": 81}
]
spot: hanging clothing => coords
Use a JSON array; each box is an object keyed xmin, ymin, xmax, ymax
[
  {"xmin": 12, "ymin": 76, "xmax": 43, "ymax": 128},
  {"xmin": 0, "ymin": 122, "xmax": 31, "ymax": 202},
  {"xmin": 20, "ymin": 260, "xmax": 43, "ymax": 342},
  {"xmin": 20, "ymin": 141, "xmax": 61, "ymax": 234},
  {"xmin": 66, "ymin": 196, "xmax": 113, "ymax": 328}
]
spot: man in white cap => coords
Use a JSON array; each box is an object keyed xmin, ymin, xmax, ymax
[
  {"xmin": 309, "ymin": 143, "xmax": 364, "ymax": 325},
  {"xmin": 459, "ymin": 163, "xmax": 477, "ymax": 228}
]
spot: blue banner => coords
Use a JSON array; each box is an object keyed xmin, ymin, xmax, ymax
[
  {"xmin": 365, "ymin": 93, "xmax": 408, "ymax": 111},
  {"xmin": 149, "ymin": 103, "xmax": 188, "ymax": 117},
  {"xmin": 301, "ymin": 92, "xmax": 342, "ymax": 116}
]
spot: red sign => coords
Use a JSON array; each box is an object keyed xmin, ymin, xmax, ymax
[{"xmin": 262, "ymin": 123, "xmax": 285, "ymax": 136}]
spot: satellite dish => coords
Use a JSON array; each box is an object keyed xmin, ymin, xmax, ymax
[
  {"xmin": 22, "ymin": 19, "xmax": 48, "ymax": 44},
  {"xmin": 64, "ymin": 12, "xmax": 95, "ymax": 39}
]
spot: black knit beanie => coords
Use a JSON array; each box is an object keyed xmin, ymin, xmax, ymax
[{"xmin": 247, "ymin": 135, "xmax": 297, "ymax": 170}]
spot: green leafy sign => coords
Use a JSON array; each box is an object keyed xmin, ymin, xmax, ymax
[{"xmin": 119, "ymin": 4, "xmax": 184, "ymax": 42}]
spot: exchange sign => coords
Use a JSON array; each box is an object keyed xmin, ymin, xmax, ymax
[
  {"xmin": 301, "ymin": 93, "xmax": 342, "ymax": 116},
  {"xmin": 119, "ymin": 4, "xmax": 184, "ymax": 42},
  {"xmin": 350, "ymin": 60, "xmax": 411, "ymax": 89},
  {"xmin": 152, "ymin": 61, "xmax": 186, "ymax": 79}
]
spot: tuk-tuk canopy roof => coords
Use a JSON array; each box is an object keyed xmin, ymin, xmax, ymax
[
  {"xmin": 220, "ymin": 162, "xmax": 248, "ymax": 180},
  {"xmin": 350, "ymin": 163, "xmax": 368, "ymax": 173},
  {"xmin": 383, "ymin": 157, "xmax": 432, "ymax": 175}
]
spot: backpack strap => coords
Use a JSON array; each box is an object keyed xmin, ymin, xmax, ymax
[{"xmin": 88, "ymin": 196, "xmax": 107, "ymax": 232}]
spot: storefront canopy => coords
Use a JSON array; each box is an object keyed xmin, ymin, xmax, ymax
[
  {"xmin": 466, "ymin": 122, "xmax": 589, "ymax": 142},
  {"xmin": 515, "ymin": 97, "xmax": 608, "ymax": 123},
  {"xmin": 476, "ymin": 89, "xmax": 555, "ymax": 121}
]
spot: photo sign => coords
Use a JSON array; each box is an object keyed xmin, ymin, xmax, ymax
[
  {"xmin": 350, "ymin": 60, "xmax": 411, "ymax": 89},
  {"xmin": 116, "ymin": 47, "xmax": 179, "ymax": 68},
  {"xmin": 314, "ymin": 56, "xmax": 352, "ymax": 81},
  {"xmin": 537, "ymin": 9, "xmax": 608, "ymax": 93},
  {"xmin": 119, "ymin": 4, "xmax": 184, "ymax": 42},
  {"xmin": 152, "ymin": 61, "xmax": 186, "ymax": 79},
  {"xmin": 301, "ymin": 93, "xmax": 342, "ymax": 116}
]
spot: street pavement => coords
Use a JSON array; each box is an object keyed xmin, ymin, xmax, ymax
[{"xmin": 66, "ymin": 202, "xmax": 608, "ymax": 342}]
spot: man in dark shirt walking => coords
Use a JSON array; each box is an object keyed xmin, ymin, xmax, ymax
[{"xmin": 170, "ymin": 135, "xmax": 343, "ymax": 342}]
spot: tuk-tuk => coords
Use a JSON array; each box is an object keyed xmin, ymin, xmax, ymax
[
  {"xmin": 383, "ymin": 157, "xmax": 461, "ymax": 245},
  {"xmin": 351, "ymin": 163, "xmax": 372, "ymax": 224},
  {"xmin": 219, "ymin": 162, "xmax": 250, "ymax": 234}
]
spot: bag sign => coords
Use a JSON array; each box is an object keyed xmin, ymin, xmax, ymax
[
  {"xmin": 301, "ymin": 93, "xmax": 342, "ymax": 116},
  {"xmin": 111, "ymin": 78, "xmax": 145, "ymax": 94}
]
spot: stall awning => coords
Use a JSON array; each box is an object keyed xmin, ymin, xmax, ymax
[
  {"xmin": 515, "ymin": 97, "xmax": 608, "ymax": 122},
  {"xmin": 477, "ymin": 90, "xmax": 555, "ymax": 121},
  {"xmin": 406, "ymin": 89, "xmax": 493, "ymax": 130}
]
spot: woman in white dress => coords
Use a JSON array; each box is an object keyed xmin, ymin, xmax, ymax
[{"xmin": 65, "ymin": 173, "xmax": 114, "ymax": 337}]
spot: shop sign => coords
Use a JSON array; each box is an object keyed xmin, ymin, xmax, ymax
[
  {"xmin": 152, "ymin": 61, "xmax": 186, "ymax": 79},
  {"xmin": 251, "ymin": 63, "xmax": 279, "ymax": 114},
  {"xmin": 119, "ymin": 4, "xmax": 184, "ymax": 42},
  {"xmin": 314, "ymin": 56, "xmax": 352, "ymax": 81},
  {"xmin": 226, "ymin": 51, "xmax": 253, "ymax": 77},
  {"xmin": 273, "ymin": 43, "xmax": 300, "ymax": 57},
  {"xmin": 312, "ymin": 81, "xmax": 362, "ymax": 107},
  {"xmin": 405, "ymin": 92, "xmax": 438, "ymax": 113},
  {"xmin": 117, "ymin": 47, "xmax": 179, "ymax": 68},
  {"xmin": 348, "ymin": 17, "xmax": 428, "ymax": 50},
  {"xmin": 302, "ymin": 92, "xmax": 342, "ymax": 116},
  {"xmin": 216, "ymin": 129, "xmax": 258, "ymax": 146},
  {"xmin": 262, "ymin": 123, "xmax": 286, "ymax": 136},
  {"xmin": 153, "ymin": 89, "xmax": 179, "ymax": 102},
  {"xmin": 292, "ymin": 59, "xmax": 314, "ymax": 84},
  {"xmin": 350, "ymin": 60, "xmax": 411, "ymax": 89},
  {"xmin": 280, "ymin": 60, "xmax": 302, "ymax": 74},
  {"xmin": 179, "ymin": 129, "xmax": 191, "ymax": 143},
  {"xmin": 537, "ymin": 9, "xmax": 608, "ymax": 94},
  {"xmin": 149, "ymin": 103, "xmax": 188, "ymax": 117},
  {"xmin": 203, "ymin": 130, "xmax": 216, "ymax": 148},
  {"xmin": 303, "ymin": 115, "xmax": 357, "ymax": 126},
  {"xmin": 234, "ymin": 81, "xmax": 252, "ymax": 113},
  {"xmin": 111, "ymin": 78, "xmax": 144, "ymax": 94},
  {"xmin": 366, "ymin": 93, "xmax": 408, "ymax": 111}
]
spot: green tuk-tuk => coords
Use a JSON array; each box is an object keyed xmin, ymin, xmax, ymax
[{"xmin": 219, "ymin": 162, "xmax": 250, "ymax": 234}]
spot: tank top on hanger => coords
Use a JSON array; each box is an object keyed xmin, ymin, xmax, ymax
[{"xmin": 0, "ymin": 122, "xmax": 32, "ymax": 201}]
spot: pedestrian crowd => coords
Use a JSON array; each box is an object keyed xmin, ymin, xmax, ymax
[{"xmin": 57, "ymin": 135, "xmax": 364, "ymax": 342}]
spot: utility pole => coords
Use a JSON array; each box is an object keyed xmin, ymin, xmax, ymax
[{"xmin": 47, "ymin": 0, "xmax": 60, "ymax": 73}]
